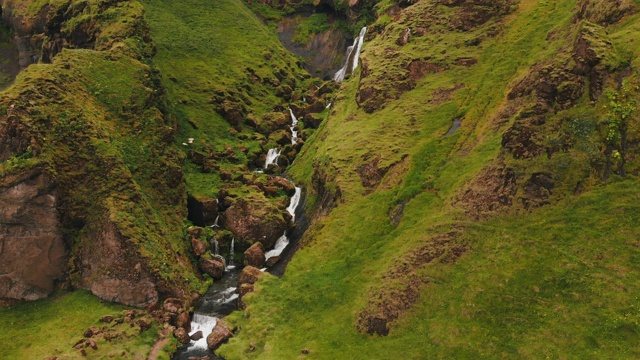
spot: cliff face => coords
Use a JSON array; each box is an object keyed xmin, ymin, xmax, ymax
[
  {"xmin": 0, "ymin": 0, "xmax": 200, "ymax": 306},
  {"xmin": 0, "ymin": 170, "xmax": 64, "ymax": 302}
]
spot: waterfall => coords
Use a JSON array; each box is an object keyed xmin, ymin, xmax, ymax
[
  {"xmin": 213, "ymin": 239, "xmax": 219, "ymax": 256},
  {"xmin": 228, "ymin": 238, "xmax": 235, "ymax": 269},
  {"xmin": 265, "ymin": 186, "xmax": 302, "ymax": 261},
  {"xmin": 265, "ymin": 232, "xmax": 289, "ymax": 261},
  {"xmin": 333, "ymin": 27, "xmax": 367, "ymax": 82},
  {"xmin": 286, "ymin": 187, "xmax": 302, "ymax": 222},
  {"xmin": 188, "ymin": 314, "xmax": 217, "ymax": 350},
  {"xmin": 212, "ymin": 214, "xmax": 220, "ymax": 228},
  {"xmin": 264, "ymin": 148, "xmax": 281, "ymax": 169},
  {"xmin": 289, "ymin": 108, "xmax": 298, "ymax": 145}
]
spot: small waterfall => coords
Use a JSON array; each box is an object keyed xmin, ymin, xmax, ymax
[
  {"xmin": 264, "ymin": 148, "xmax": 281, "ymax": 169},
  {"xmin": 286, "ymin": 187, "xmax": 302, "ymax": 222},
  {"xmin": 228, "ymin": 238, "xmax": 235, "ymax": 269},
  {"xmin": 265, "ymin": 232, "xmax": 289, "ymax": 261},
  {"xmin": 265, "ymin": 186, "xmax": 303, "ymax": 261},
  {"xmin": 212, "ymin": 214, "xmax": 220, "ymax": 228},
  {"xmin": 333, "ymin": 27, "xmax": 367, "ymax": 83},
  {"xmin": 213, "ymin": 239, "xmax": 219, "ymax": 256},
  {"xmin": 188, "ymin": 314, "xmax": 217, "ymax": 350},
  {"xmin": 289, "ymin": 108, "xmax": 299, "ymax": 145}
]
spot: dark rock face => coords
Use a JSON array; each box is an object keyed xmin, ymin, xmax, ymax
[
  {"xmin": 207, "ymin": 320, "xmax": 233, "ymax": 350},
  {"xmin": 76, "ymin": 222, "xmax": 160, "ymax": 307},
  {"xmin": 187, "ymin": 196, "xmax": 218, "ymax": 227},
  {"xmin": 0, "ymin": 171, "xmax": 66, "ymax": 301},
  {"xmin": 574, "ymin": 0, "xmax": 636, "ymax": 25}
]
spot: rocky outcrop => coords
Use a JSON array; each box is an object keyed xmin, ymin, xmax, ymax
[
  {"xmin": 199, "ymin": 258, "xmax": 225, "ymax": 280},
  {"xmin": 207, "ymin": 320, "xmax": 233, "ymax": 350},
  {"xmin": 76, "ymin": 221, "xmax": 160, "ymax": 307},
  {"xmin": 574, "ymin": 0, "xmax": 636, "ymax": 25},
  {"xmin": 0, "ymin": 170, "xmax": 65, "ymax": 301},
  {"xmin": 221, "ymin": 197, "xmax": 289, "ymax": 249},
  {"xmin": 243, "ymin": 242, "xmax": 266, "ymax": 268}
]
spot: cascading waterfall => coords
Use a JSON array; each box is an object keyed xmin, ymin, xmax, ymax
[
  {"xmin": 228, "ymin": 238, "xmax": 235, "ymax": 269},
  {"xmin": 213, "ymin": 239, "xmax": 219, "ymax": 256},
  {"xmin": 264, "ymin": 148, "xmax": 281, "ymax": 169},
  {"xmin": 288, "ymin": 108, "xmax": 298, "ymax": 145},
  {"xmin": 265, "ymin": 186, "xmax": 302, "ymax": 262},
  {"xmin": 333, "ymin": 27, "xmax": 367, "ymax": 82},
  {"xmin": 188, "ymin": 314, "xmax": 217, "ymax": 350}
]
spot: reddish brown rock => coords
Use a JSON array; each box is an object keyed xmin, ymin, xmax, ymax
[
  {"xmin": 176, "ymin": 312, "xmax": 191, "ymax": 332},
  {"xmin": 237, "ymin": 283, "xmax": 255, "ymax": 310},
  {"xmin": 206, "ymin": 321, "xmax": 233, "ymax": 350},
  {"xmin": 163, "ymin": 298, "xmax": 183, "ymax": 314},
  {"xmin": 265, "ymin": 255, "xmax": 281, "ymax": 267},
  {"xmin": 199, "ymin": 258, "xmax": 225, "ymax": 280},
  {"xmin": 0, "ymin": 172, "xmax": 66, "ymax": 302},
  {"xmin": 190, "ymin": 330, "xmax": 204, "ymax": 341},
  {"xmin": 192, "ymin": 238, "xmax": 208, "ymax": 257},
  {"xmin": 187, "ymin": 196, "xmax": 219, "ymax": 227},
  {"xmin": 221, "ymin": 198, "xmax": 288, "ymax": 248},
  {"xmin": 243, "ymin": 242, "xmax": 266, "ymax": 268},
  {"xmin": 238, "ymin": 266, "xmax": 263, "ymax": 286},
  {"xmin": 267, "ymin": 177, "xmax": 296, "ymax": 196},
  {"xmin": 174, "ymin": 327, "xmax": 191, "ymax": 344}
]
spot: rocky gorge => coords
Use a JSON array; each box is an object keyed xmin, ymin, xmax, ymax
[{"xmin": 2, "ymin": 0, "xmax": 640, "ymax": 359}]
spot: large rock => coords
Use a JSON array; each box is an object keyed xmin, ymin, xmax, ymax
[
  {"xmin": 187, "ymin": 196, "xmax": 218, "ymax": 227},
  {"xmin": 173, "ymin": 327, "xmax": 191, "ymax": 344},
  {"xmin": 199, "ymin": 258, "xmax": 225, "ymax": 280},
  {"xmin": 206, "ymin": 320, "xmax": 233, "ymax": 350},
  {"xmin": 221, "ymin": 197, "xmax": 288, "ymax": 248},
  {"xmin": 192, "ymin": 238, "xmax": 208, "ymax": 257},
  {"xmin": 243, "ymin": 242, "xmax": 265, "ymax": 268},
  {"xmin": 237, "ymin": 283, "xmax": 255, "ymax": 310},
  {"xmin": 0, "ymin": 172, "xmax": 66, "ymax": 301},
  {"xmin": 238, "ymin": 266, "xmax": 263, "ymax": 286}
]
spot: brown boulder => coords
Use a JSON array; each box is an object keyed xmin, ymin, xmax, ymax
[
  {"xmin": 221, "ymin": 197, "xmax": 288, "ymax": 248},
  {"xmin": 174, "ymin": 327, "xmax": 191, "ymax": 344},
  {"xmin": 265, "ymin": 255, "xmax": 281, "ymax": 267},
  {"xmin": 199, "ymin": 258, "xmax": 225, "ymax": 279},
  {"xmin": 206, "ymin": 321, "xmax": 233, "ymax": 350},
  {"xmin": 191, "ymin": 238, "xmax": 208, "ymax": 257},
  {"xmin": 176, "ymin": 312, "xmax": 191, "ymax": 332},
  {"xmin": 238, "ymin": 266, "xmax": 263, "ymax": 286},
  {"xmin": 187, "ymin": 196, "xmax": 219, "ymax": 227},
  {"xmin": 163, "ymin": 298, "xmax": 183, "ymax": 314},
  {"xmin": 243, "ymin": 242, "xmax": 265, "ymax": 268},
  {"xmin": 268, "ymin": 177, "xmax": 296, "ymax": 196}
]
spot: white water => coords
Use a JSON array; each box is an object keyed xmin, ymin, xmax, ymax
[
  {"xmin": 228, "ymin": 238, "xmax": 235, "ymax": 268},
  {"xmin": 286, "ymin": 187, "xmax": 302, "ymax": 222},
  {"xmin": 333, "ymin": 27, "xmax": 367, "ymax": 82},
  {"xmin": 264, "ymin": 148, "xmax": 281, "ymax": 169},
  {"xmin": 265, "ymin": 232, "xmax": 289, "ymax": 261},
  {"xmin": 211, "ymin": 214, "xmax": 220, "ymax": 228},
  {"xmin": 212, "ymin": 239, "xmax": 219, "ymax": 256},
  {"xmin": 265, "ymin": 186, "xmax": 302, "ymax": 261},
  {"xmin": 289, "ymin": 108, "xmax": 299, "ymax": 144},
  {"xmin": 188, "ymin": 313, "xmax": 217, "ymax": 350}
]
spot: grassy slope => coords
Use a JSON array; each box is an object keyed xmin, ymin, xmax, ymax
[
  {"xmin": 141, "ymin": 0, "xmax": 308, "ymax": 198},
  {"xmin": 0, "ymin": 291, "xmax": 162, "ymax": 359},
  {"xmin": 219, "ymin": 1, "xmax": 640, "ymax": 359}
]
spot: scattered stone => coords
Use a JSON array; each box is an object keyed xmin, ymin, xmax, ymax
[
  {"xmin": 137, "ymin": 319, "xmax": 152, "ymax": 332},
  {"xmin": 243, "ymin": 242, "xmax": 265, "ymax": 268},
  {"xmin": 206, "ymin": 321, "xmax": 233, "ymax": 350},
  {"xmin": 265, "ymin": 255, "xmax": 281, "ymax": 267},
  {"xmin": 396, "ymin": 28, "xmax": 411, "ymax": 46},
  {"xmin": 249, "ymin": 342, "xmax": 256, "ymax": 352},
  {"xmin": 237, "ymin": 283, "xmax": 255, "ymax": 310},
  {"xmin": 174, "ymin": 327, "xmax": 191, "ymax": 344},
  {"xmin": 302, "ymin": 349, "xmax": 310, "ymax": 354},
  {"xmin": 83, "ymin": 328, "xmax": 94, "ymax": 338},
  {"xmin": 86, "ymin": 339, "xmax": 98, "ymax": 350},
  {"xmin": 80, "ymin": 349, "xmax": 87, "ymax": 357},
  {"xmin": 99, "ymin": 315, "xmax": 114, "ymax": 323}
]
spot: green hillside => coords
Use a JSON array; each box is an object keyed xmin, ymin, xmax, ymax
[{"xmin": 1, "ymin": 0, "xmax": 639, "ymax": 359}]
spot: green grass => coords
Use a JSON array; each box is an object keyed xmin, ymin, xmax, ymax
[
  {"xmin": 0, "ymin": 291, "xmax": 160, "ymax": 359},
  {"xmin": 218, "ymin": 1, "xmax": 640, "ymax": 358}
]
